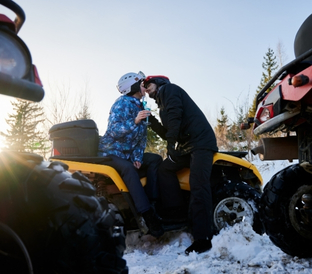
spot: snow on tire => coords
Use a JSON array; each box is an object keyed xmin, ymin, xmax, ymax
[{"xmin": 213, "ymin": 180, "xmax": 264, "ymax": 235}]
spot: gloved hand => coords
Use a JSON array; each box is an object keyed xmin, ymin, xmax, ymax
[{"xmin": 167, "ymin": 142, "xmax": 180, "ymax": 163}]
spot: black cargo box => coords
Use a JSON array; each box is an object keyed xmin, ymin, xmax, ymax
[{"xmin": 49, "ymin": 119, "xmax": 99, "ymax": 157}]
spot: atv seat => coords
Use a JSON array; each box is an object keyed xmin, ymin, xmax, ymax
[{"xmin": 220, "ymin": 151, "xmax": 248, "ymax": 158}]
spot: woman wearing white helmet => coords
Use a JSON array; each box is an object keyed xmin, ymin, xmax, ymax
[{"xmin": 98, "ymin": 71, "xmax": 164, "ymax": 237}]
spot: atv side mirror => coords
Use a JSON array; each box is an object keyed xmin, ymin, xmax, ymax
[
  {"xmin": 240, "ymin": 123, "xmax": 250, "ymax": 130},
  {"xmin": 240, "ymin": 117, "xmax": 254, "ymax": 130}
]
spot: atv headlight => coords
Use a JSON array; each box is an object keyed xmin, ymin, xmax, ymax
[{"xmin": 0, "ymin": 29, "xmax": 31, "ymax": 79}]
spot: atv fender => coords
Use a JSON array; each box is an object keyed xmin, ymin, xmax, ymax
[
  {"xmin": 213, "ymin": 153, "xmax": 263, "ymax": 185},
  {"xmin": 50, "ymin": 159, "xmax": 145, "ymax": 192},
  {"xmin": 170, "ymin": 153, "xmax": 263, "ymax": 191}
]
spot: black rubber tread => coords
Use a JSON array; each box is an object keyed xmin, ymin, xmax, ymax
[
  {"xmin": 260, "ymin": 164, "xmax": 312, "ymax": 258},
  {"xmin": 0, "ymin": 152, "xmax": 128, "ymax": 273},
  {"xmin": 212, "ymin": 180, "xmax": 264, "ymax": 235}
]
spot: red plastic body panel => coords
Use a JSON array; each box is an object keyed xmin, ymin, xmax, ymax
[
  {"xmin": 0, "ymin": 14, "xmax": 16, "ymax": 32},
  {"xmin": 280, "ymin": 66, "xmax": 312, "ymax": 101}
]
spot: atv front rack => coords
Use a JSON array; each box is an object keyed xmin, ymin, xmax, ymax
[{"xmin": 257, "ymin": 47, "xmax": 312, "ymax": 104}]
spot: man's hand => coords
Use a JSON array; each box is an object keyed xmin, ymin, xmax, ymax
[
  {"xmin": 167, "ymin": 142, "xmax": 180, "ymax": 163},
  {"xmin": 133, "ymin": 161, "xmax": 141, "ymax": 169}
]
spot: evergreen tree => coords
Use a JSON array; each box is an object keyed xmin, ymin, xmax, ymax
[
  {"xmin": 145, "ymin": 127, "xmax": 166, "ymax": 157},
  {"xmin": 248, "ymin": 48, "xmax": 278, "ymax": 118},
  {"xmin": 226, "ymin": 105, "xmax": 249, "ymax": 150},
  {"xmin": 215, "ymin": 95, "xmax": 254, "ymax": 152},
  {"xmin": 145, "ymin": 111, "xmax": 167, "ymax": 158},
  {"xmin": 1, "ymin": 99, "xmax": 48, "ymax": 154},
  {"xmin": 214, "ymin": 107, "xmax": 230, "ymax": 150},
  {"xmin": 216, "ymin": 107, "xmax": 229, "ymax": 130}
]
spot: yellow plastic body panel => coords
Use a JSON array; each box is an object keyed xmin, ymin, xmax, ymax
[
  {"xmin": 213, "ymin": 153, "xmax": 263, "ymax": 185},
  {"xmin": 51, "ymin": 152, "xmax": 262, "ymax": 193},
  {"xmin": 176, "ymin": 152, "xmax": 263, "ymax": 191},
  {"xmin": 53, "ymin": 160, "xmax": 131, "ymax": 192}
]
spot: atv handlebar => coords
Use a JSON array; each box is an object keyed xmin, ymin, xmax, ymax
[
  {"xmin": 0, "ymin": 72, "xmax": 44, "ymax": 102},
  {"xmin": 0, "ymin": 0, "xmax": 45, "ymax": 102},
  {"xmin": 0, "ymin": 0, "xmax": 25, "ymax": 33}
]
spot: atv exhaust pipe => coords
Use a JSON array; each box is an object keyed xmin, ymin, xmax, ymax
[{"xmin": 251, "ymin": 136, "xmax": 298, "ymax": 161}]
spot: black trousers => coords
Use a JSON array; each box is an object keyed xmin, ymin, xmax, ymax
[
  {"xmin": 138, "ymin": 152, "xmax": 163, "ymax": 201},
  {"xmin": 105, "ymin": 153, "xmax": 162, "ymax": 213},
  {"xmin": 158, "ymin": 149, "xmax": 214, "ymax": 240}
]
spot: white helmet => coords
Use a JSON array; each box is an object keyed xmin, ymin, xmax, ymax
[{"xmin": 116, "ymin": 71, "xmax": 145, "ymax": 95}]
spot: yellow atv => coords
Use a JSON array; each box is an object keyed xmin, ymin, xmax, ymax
[{"xmin": 49, "ymin": 119, "xmax": 264, "ymax": 235}]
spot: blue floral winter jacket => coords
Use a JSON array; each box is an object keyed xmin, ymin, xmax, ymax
[{"xmin": 98, "ymin": 95, "xmax": 147, "ymax": 163}]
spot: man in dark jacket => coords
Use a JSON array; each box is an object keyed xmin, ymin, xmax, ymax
[{"xmin": 144, "ymin": 75, "xmax": 218, "ymax": 255}]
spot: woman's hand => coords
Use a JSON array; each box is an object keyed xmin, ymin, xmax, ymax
[{"xmin": 134, "ymin": 110, "xmax": 150, "ymax": 124}]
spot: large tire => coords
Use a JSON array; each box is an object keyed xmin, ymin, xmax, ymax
[
  {"xmin": 0, "ymin": 151, "xmax": 128, "ymax": 273},
  {"xmin": 212, "ymin": 180, "xmax": 264, "ymax": 235},
  {"xmin": 260, "ymin": 164, "xmax": 312, "ymax": 258}
]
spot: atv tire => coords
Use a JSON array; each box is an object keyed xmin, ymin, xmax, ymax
[
  {"xmin": 260, "ymin": 164, "xmax": 312, "ymax": 258},
  {"xmin": 213, "ymin": 180, "xmax": 264, "ymax": 235},
  {"xmin": 0, "ymin": 151, "xmax": 128, "ymax": 273}
]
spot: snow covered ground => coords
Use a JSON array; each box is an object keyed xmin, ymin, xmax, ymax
[{"xmin": 123, "ymin": 158, "xmax": 312, "ymax": 274}]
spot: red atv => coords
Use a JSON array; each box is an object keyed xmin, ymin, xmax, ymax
[{"xmin": 242, "ymin": 14, "xmax": 312, "ymax": 257}]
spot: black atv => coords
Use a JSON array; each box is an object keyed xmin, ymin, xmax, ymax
[{"xmin": 0, "ymin": 1, "xmax": 127, "ymax": 272}]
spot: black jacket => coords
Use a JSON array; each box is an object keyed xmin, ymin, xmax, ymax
[{"xmin": 150, "ymin": 83, "xmax": 218, "ymax": 155}]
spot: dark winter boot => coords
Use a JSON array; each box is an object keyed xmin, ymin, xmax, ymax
[
  {"xmin": 185, "ymin": 239, "xmax": 212, "ymax": 255},
  {"xmin": 142, "ymin": 208, "xmax": 164, "ymax": 238}
]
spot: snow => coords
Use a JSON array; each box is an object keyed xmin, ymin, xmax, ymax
[{"xmin": 123, "ymin": 158, "xmax": 312, "ymax": 274}]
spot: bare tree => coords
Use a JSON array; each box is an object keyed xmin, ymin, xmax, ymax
[
  {"xmin": 44, "ymin": 80, "xmax": 77, "ymax": 126},
  {"xmin": 43, "ymin": 79, "xmax": 93, "ymax": 127},
  {"xmin": 276, "ymin": 40, "xmax": 288, "ymax": 68},
  {"xmin": 75, "ymin": 80, "xmax": 92, "ymax": 120}
]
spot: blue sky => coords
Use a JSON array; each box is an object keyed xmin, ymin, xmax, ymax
[{"xmin": 0, "ymin": 0, "xmax": 311, "ymax": 135}]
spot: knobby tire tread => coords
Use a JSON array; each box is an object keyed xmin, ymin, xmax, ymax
[
  {"xmin": 0, "ymin": 153, "xmax": 127, "ymax": 274},
  {"xmin": 260, "ymin": 164, "xmax": 312, "ymax": 257}
]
